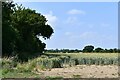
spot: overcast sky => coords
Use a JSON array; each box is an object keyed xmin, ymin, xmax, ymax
[{"xmin": 15, "ymin": 2, "xmax": 118, "ymax": 49}]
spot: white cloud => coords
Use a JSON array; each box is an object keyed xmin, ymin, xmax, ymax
[
  {"xmin": 44, "ymin": 11, "xmax": 58, "ymax": 27},
  {"xmin": 68, "ymin": 9, "xmax": 86, "ymax": 15},
  {"xmin": 65, "ymin": 17, "xmax": 84, "ymax": 26}
]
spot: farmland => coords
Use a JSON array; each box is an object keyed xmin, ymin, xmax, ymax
[
  {"xmin": 1, "ymin": 53, "xmax": 119, "ymax": 78},
  {"xmin": 2, "ymin": 1, "xmax": 119, "ymax": 79},
  {"xmin": 45, "ymin": 53, "xmax": 119, "ymax": 65},
  {"xmin": 46, "ymin": 53, "xmax": 118, "ymax": 58}
]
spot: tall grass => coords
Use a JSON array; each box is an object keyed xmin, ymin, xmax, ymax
[
  {"xmin": 1, "ymin": 53, "xmax": 119, "ymax": 77},
  {"xmin": 45, "ymin": 53, "xmax": 119, "ymax": 66},
  {"xmin": 28, "ymin": 53, "xmax": 119, "ymax": 70},
  {"xmin": 73, "ymin": 57, "xmax": 118, "ymax": 65}
]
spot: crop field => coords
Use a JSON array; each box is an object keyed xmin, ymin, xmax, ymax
[
  {"xmin": 46, "ymin": 53, "xmax": 118, "ymax": 58},
  {"xmin": 1, "ymin": 53, "xmax": 119, "ymax": 78},
  {"xmin": 45, "ymin": 53, "xmax": 119, "ymax": 65},
  {"xmin": 38, "ymin": 53, "xmax": 119, "ymax": 78}
]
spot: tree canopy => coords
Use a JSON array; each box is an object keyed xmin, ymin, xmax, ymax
[
  {"xmin": 83, "ymin": 45, "xmax": 94, "ymax": 53},
  {"xmin": 2, "ymin": 1, "xmax": 54, "ymax": 60},
  {"xmin": 94, "ymin": 47, "xmax": 104, "ymax": 52}
]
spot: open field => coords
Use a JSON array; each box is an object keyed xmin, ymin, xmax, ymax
[
  {"xmin": 45, "ymin": 53, "xmax": 119, "ymax": 65},
  {"xmin": 45, "ymin": 53, "xmax": 118, "ymax": 58},
  {"xmin": 39, "ymin": 53, "xmax": 119, "ymax": 78},
  {"xmin": 1, "ymin": 53, "xmax": 119, "ymax": 78}
]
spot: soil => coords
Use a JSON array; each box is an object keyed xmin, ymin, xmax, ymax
[{"xmin": 37, "ymin": 65, "xmax": 118, "ymax": 78}]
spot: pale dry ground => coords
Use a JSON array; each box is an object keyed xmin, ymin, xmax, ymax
[{"xmin": 37, "ymin": 65, "xmax": 118, "ymax": 78}]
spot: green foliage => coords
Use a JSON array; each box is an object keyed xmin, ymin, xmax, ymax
[
  {"xmin": 51, "ymin": 58, "xmax": 63, "ymax": 68},
  {"xmin": 2, "ymin": 1, "xmax": 18, "ymax": 56},
  {"xmin": 83, "ymin": 45, "xmax": 94, "ymax": 53},
  {"xmin": 45, "ymin": 48, "xmax": 119, "ymax": 53},
  {"xmin": 2, "ymin": 58, "xmax": 17, "ymax": 69},
  {"xmin": 12, "ymin": 55, "xmax": 72, "ymax": 72},
  {"xmin": 1, "ymin": 58, "xmax": 17, "ymax": 76},
  {"xmin": 2, "ymin": 1, "xmax": 54, "ymax": 60},
  {"xmin": 45, "ymin": 49, "xmax": 82, "ymax": 53},
  {"xmin": 1, "ymin": 53, "xmax": 119, "ymax": 78},
  {"xmin": 94, "ymin": 47, "xmax": 104, "ymax": 53},
  {"xmin": 72, "ymin": 57, "xmax": 118, "ymax": 65},
  {"xmin": 0, "ymin": 69, "xmax": 2, "ymax": 78},
  {"xmin": 35, "ymin": 58, "xmax": 53, "ymax": 70},
  {"xmin": 16, "ymin": 63, "xmax": 32, "ymax": 73},
  {"xmin": 45, "ymin": 76, "xmax": 63, "ymax": 80},
  {"xmin": 47, "ymin": 53, "xmax": 118, "ymax": 66},
  {"xmin": 2, "ymin": 70, "xmax": 40, "ymax": 78},
  {"xmin": 68, "ymin": 59, "xmax": 76, "ymax": 67},
  {"xmin": 12, "ymin": 7, "xmax": 52, "ymax": 52}
]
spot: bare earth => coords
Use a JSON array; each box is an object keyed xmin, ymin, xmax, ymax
[{"xmin": 37, "ymin": 65, "xmax": 118, "ymax": 78}]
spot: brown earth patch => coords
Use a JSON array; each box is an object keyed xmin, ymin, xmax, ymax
[{"xmin": 37, "ymin": 65, "xmax": 118, "ymax": 78}]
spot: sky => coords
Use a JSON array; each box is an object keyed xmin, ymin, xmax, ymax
[{"xmin": 14, "ymin": 2, "xmax": 118, "ymax": 50}]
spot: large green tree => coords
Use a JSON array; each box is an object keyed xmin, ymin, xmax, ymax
[
  {"xmin": 11, "ymin": 5, "xmax": 53, "ymax": 53},
  {"xmin": 2, "ymin": 1, "xmax": 54, "ymax": 59},
  {"xmin": 2, "ymin": 1, "xmax": 18, "ymax": 56}
]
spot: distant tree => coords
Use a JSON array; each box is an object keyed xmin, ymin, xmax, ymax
[
  {"xmin": 118, "ymin": 49, "xmax": 120, "ymax": 53},
  {"xmin": 109, "ymin": 49, "xmax": 114, "ymax": 53},
  {"xmin": 94, "ymin": 47, "xmax": 104, "ymax": 53},
  {"xmin": 113, "ymin": 48, "xmax": 118, "ymax": 53},
  {"xmin": 83, "ymin": 45, "xmax": 94, "ymax": 53},
  {"xmin": 55, "ymin": 49, "xmax": 59, "ymax": 53},
  {"xmin": 104, "ymin": 49, "xmax": 108, "ymax": 53}
]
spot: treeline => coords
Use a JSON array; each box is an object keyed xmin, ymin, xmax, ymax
[
  {"xmin": 2, "ymin": 1, "xmax": 53, "ymax": 61},
  {"xmin": 45, "ymin": 45, "xmax": 120, "ymax": 53},
  {"xmin": 45, "ymin": 49, "xmax": 82, "ymax": 53}
]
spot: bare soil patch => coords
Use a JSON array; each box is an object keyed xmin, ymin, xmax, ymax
[{"xmin": 37, "ymin": 65, "xmax": 118, "ymax": 78}]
